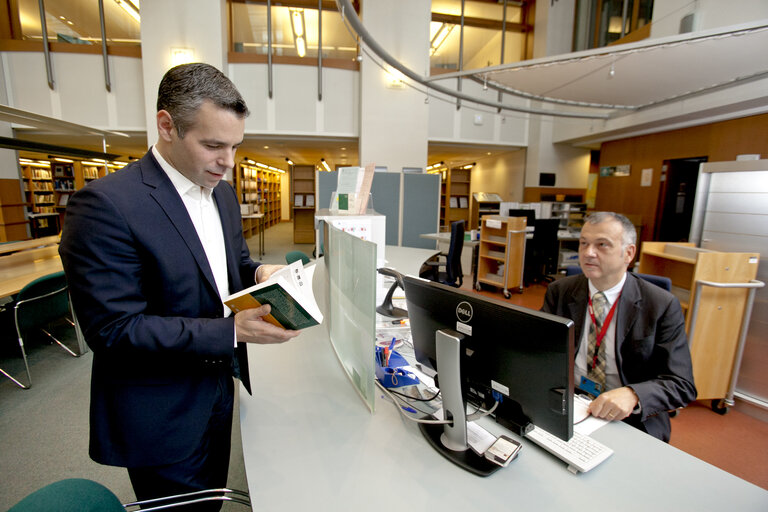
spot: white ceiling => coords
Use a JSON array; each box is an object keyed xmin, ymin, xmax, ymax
[{"xmin": 466, "ymin": 21, "xmax": 768, "ymax": 112}]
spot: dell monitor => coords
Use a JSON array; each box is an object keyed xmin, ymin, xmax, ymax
[{"xmin": 403, "ymin": 275, "xmax": 574, "ymax": 475}]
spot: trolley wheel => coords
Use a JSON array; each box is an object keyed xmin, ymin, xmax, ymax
[
  {"xmin": 475, "ymin": 282, "xmax": 482, "ymax": 292},
  {"xmin": 668, "ymin": 410, "xmax": 679, "ymax": 418},
  {"xmin": 711, "ymin": 399, "xmax": 729, "ymax": 415},
  {"xmin": 503, "ymin": 290, "xmax": 511, "ymax": 299}
]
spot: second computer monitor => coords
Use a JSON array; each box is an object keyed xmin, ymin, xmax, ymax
[{"xmin": 404, "ymin": 276, "xmax": 575, "ymax": 441}]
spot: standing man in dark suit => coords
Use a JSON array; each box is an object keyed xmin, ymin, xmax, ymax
[
  {"xmin": 60, "ymin": 63, "xmax": 300, "ymax": 509},
  {"xmin": 542, "ymin": 212, "xmax": 696, "ymax": 442}
]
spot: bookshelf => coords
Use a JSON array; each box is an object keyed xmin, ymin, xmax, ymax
[
  {"xmin": 440, "ymin": 167, "xmax": 471, "ymax": 231},
  {"xmin": 0, "ymin": 179, "xmax": 29, "ymax": 241},
  {"xmin": 475, "ymin": 215, "xmax": 527, "ymax": 298},
  {"xmin": 291, "ymin": 165, "xmax": 316, "ymax": 244},
  {"xmin": 235, "ymin": 163, "xmax": 283, "ymax": 239}
]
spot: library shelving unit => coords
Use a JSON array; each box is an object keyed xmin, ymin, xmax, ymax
[
  {"xmin": 439, "ymin": 167, "xmax": 471, "ymax": 231},
  {"xmin": 21, "ymin": 162, "xmax": 58, "ymax": 237},
  {"xmin": 469, "ymin": 192, "xmax": 501, "ymax": 230},
  {"xmin": 475, "ymin": 215, "xmax": 527, "ymax": 298},
  {"xmin": 291, "ymin": 165, "xmax": 316, "ymax": 244},
  {"xmin": 235, "ymin": 163, "xmax": 283, "ymax": 239},
  {"xmin": 637, "ymin": 242, "xmax": 761, "ymax": 413}
]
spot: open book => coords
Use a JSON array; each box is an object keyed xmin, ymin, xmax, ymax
[{"xmin": 224, "ymin": 260, "xmax": 323, "ymax": 330}]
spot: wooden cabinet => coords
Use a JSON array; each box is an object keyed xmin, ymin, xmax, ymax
[
  {"xmin": 476, "ymin": 215, "xmax": 527, "ymax": 297},
  {"xmin": 235, "ymin": 163, "xmax": 283, "ymax": 238},
  {"xmin": 0, "ymin": 179, "xmax": 29, "ymax": 241},
  {"xmin": 291, "ymin": 165, "xmax": 315, "ymax": 244},
  {"xmin": 440, "ymin": 167, "xmax": 471, "ymax": 230},
  {"xmin": 637, "ymin": 242, "xmax": 760, "ymax": 402}
]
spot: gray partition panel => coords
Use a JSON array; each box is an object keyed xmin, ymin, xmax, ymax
[
  {"xmin": 402, "ymin": 173, "xmax": 440, "ymax": 249},
  {"xmin": 317, "ymin": 171, "xmax": 401, "ymax": 247},
  {"xmin": 371, "ymin": 173, "xmax": 400, "ymax": 246}
]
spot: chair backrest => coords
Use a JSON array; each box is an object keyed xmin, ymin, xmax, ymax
[
  {"xmin": 15, "ymin": 271, "xmax": 69, "ymax": 333},
  {"xmin": 8, "ymin": 478, "xmax": 124, "ymax": 512},
  {"xmin": 445, "ymin": 220, "xmax": 465, "ymax": 285},
  {"xmin": 533, "ymin": 218, "xmax": 561, "ymax": 274},
  {"xmin": 285, "ymin": 250, "xmax": 310, "ymax": 266},
  {"xmin": 565, "ymin": 266, "xmax": 672, "ymax": 292}
]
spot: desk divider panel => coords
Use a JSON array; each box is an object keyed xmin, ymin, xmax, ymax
[
  {"xmin": 324, "ymin": 222, "xmax": 377, "ymax": 411},
  {"xmin": 402, "ymin": 173, "xmax": 440, "ymax": 249}
]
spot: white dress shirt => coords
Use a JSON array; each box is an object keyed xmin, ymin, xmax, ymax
[
  {"xmin": 152, "ymin": 146, "xmax": 231, "ymax": 315},
  {"xmin": 575, "ymin": 273, "xmax": 627, "ymax": 392}
]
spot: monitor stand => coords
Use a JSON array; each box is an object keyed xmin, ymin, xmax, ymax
[{"xmin": 419, "ymin": 329, "xmax": 500, "ymax": 477}]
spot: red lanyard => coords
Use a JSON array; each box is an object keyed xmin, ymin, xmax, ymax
[{"xmin": 588, "ymin": 293, "xmax": 620, "ymax": 370}]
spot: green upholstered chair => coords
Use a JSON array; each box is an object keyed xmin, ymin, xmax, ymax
[
  {"xmin": 8, "ymin": 479, "xmax": 123, "ymax": 512},
  {"xmin": 1, "ymin": 271, "xmax": 79, "ymax": 389},
  {"xmin": 285, "ymin": 250, "xmax": 311, "ymax": 265},
  {"xmin": 8, "ymin": 479, "xmax": 251, "ymax": 511}
]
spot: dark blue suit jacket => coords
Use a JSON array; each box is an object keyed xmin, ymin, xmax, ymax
[
  {"xmin": 59, "ymin": 151, "xmax": 259, "ymax": 467},
  {"xmin": 542, "ymin": 273, "xmax": 697, "ymax": 442}
]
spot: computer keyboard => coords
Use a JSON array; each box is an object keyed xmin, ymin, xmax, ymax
[{"xmin": 525, "ymin": 426, "xmax": 613, "ymax": 473}]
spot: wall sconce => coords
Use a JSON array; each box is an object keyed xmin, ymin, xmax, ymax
[
  {"xmin": 385, "ymin": 64, "xmax": 406, "ymax": 89},
  {"xmin": 170, "ymin": 48, "xmax": 195, "ymax": 67},
  {"xmin": 290, "ymin": 8, "xmax": 307, "ymax": 58}
]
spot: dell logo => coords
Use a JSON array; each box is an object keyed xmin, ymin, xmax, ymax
[{"xmin": 456, "ymin": 301, "xmax": 473, "ymax": 323}]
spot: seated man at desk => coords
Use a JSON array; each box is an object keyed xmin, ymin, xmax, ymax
[{"xmin": 542, "ymin": 212, "xmax": 696, "ymax": 442}]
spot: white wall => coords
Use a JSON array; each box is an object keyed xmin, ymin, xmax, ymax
[
  {"xmin": 140, "ymin": 0, "xmax": 228, "ymax": 148},
  {"xmin": 470, "ymin": 150, "xmax": 527, "ymax": 202},
  {"xmin": 651, "ymin": 0, "xmax": 768, "ymax": 38}
]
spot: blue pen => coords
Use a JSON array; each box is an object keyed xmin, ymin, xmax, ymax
[{"xmin": 387, "ymin": 337, "xmax": 397, "ymax": 366}]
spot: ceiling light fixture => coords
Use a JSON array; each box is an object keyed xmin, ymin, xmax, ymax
[
  {"xmin": 320, "ymin": 158, "xmax": 331, "ymax": 172},
  {"xmin": 286, "ymin": 158, "xmax": 295, "ymax": 166},
  {"xmin": 430, "ymin": 23, "xmax": 454, "ymax": 56},
  {"xmin": 290, "ymin": 8, "xmax": 307, "ymax": 58},
  {"xmin": 115, "ymin": 0, "xmax": 140, "ymax": 24}
]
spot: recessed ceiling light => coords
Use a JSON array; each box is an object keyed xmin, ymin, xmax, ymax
[{"xmin": 263, "ymin": 146, "xmax": 269, "ymax": 149}]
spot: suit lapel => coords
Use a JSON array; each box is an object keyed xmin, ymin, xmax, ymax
[
  {"xmin": 140, "ymin": 153, "xmax": 219, "ymax": 297},
  {"xmin": 565, "ymin": 275, "xmax": 589, "ymax": 349},
  {"xmin": 615, "ymin": 274, "xmax": 642, "ymax": 357}
]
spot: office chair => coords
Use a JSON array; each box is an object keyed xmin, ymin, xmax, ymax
[
  {"xmin": 8, "ymin": 478, "xmax": 251, "ymax": 512},
  {"xmin": 420, "ymin": 220, "xmax": 465, "ymax": 288},
  {"xmin": 565, "ymin": 266, "xmax": 672, "ymax": 292},
  {"xmin": 285, "ymin": 250, "xmax": 310, "ymax": 265},
  {"xmin": 1, "ymin": 271, "xmax": 79, "ymax": 389},
  {"xmin": 526, "ymin": 218, "xmax": 560, "ymax": 284}
]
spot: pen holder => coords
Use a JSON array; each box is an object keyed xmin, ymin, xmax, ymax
[{"xmin": 375, "ymin": 347, "xmax": 419, "ymax": 388}]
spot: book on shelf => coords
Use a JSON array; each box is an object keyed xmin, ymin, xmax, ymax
[
  {"xmin": 459, "ymin": 196, "xmax": 468, "ymax": 208},
  {"xmin": 449, "ymin": 196, "xmax": 459, "ymax": 208},
  {"xmin": 294, "ymin": 194, "xmax": 304, "ymax": 207},
  {"xmin": 224, "ymin": 260, "xmax": 323, "ymax": 331}
]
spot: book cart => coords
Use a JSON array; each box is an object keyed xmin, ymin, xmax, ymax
[
  {"xmin": 475, "ymin": 215, "xmax": 527, "ymax": 298},
  {"xmin": 637, "ymin": 242, "xmax": 762, "ymax": 414}
]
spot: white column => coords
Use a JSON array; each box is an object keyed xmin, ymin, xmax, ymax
[{"xmin": 358, "ymin": 0, "xmax": 430, "ymax": 173}]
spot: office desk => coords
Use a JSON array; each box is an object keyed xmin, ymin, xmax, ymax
[
  {"xmin": 0, "ymin": 244, "xmax": 87, "ymax": 355},
  {"xmin": 243, "ymin": 213, "xmax": 265, "ymax": 257},
  {"xmin": 0, "ymin": 235, "xmax": 59, "ymax": 256},
  {"xmin": 0, "ymin": 245, "xmax": 63, "ymax": 298},
  {"xmin": 239, "ymin": 246, "xmax": 768, "ymax": 511}
]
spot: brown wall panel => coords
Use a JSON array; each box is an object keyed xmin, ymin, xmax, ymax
[{"xmin": 597, "ymin": 113, "xmax": 768, "ymax": 242}]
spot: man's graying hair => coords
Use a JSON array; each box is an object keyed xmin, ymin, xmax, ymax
[
  {"xmin": 157, "ymin": 63, "xmax": 249, "ymax": 138},
  {"xmin": 584, "ymin": 212, "xmax": 637, "ymax": 248}
]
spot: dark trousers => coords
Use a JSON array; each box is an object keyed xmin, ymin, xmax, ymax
[{"xmin": 127, "ymin": 374, "xmax": 234, "ymax": 512}]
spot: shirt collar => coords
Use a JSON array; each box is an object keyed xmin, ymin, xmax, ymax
[
  {"xmin": 588, "ymin": 272, "xmax": 626, "ymax": 305},
  {"xmin": 152, "ymin": 145, "xmax": 212, "ymax": 201}
]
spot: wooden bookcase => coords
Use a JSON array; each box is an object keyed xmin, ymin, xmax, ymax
[
  {"xmin": 440, "ymin": 167, "xmax": 471, "ymax": 231},
  {"xmin": 235, "ymin": 163, "xmax": 283, "ymax": 239},
  {"xmin": 475, "ymin": 215, "xmax": 527, "ymax": 297},
  {"xmin": 637, "ymin": 242, "xmax": 760, "ymax": 402},
  {"xmin": 291, "ymin": 165, "xmax": 316, "ymax": 244}
]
